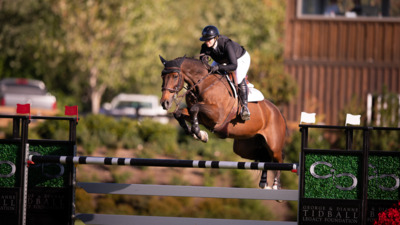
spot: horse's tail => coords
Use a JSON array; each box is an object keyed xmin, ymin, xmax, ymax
[
  {"xmin": 283, "ymin": 115, "xmax": 288, "ymax": 162},
  {"xmin": 282, "ymin": 111, "xmax": 289, "ymax": 137},
  {"xmin": 263, "ymin": 98, "xmax": 287, "ymax": 163},
  {"xmin": 279, "ymin": 109, "xmax": 288, "ymax": 162}
]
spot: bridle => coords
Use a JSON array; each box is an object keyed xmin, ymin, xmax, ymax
[
  {"xmin": 161, "ymin": 55, "xmax": 213, "ymax": 93},
  {"xmin": 161, "ymin": 66, "xmax": 183, "ymax": 94}
]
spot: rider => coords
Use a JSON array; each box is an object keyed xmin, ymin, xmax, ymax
[{"xmin": 199, "ymin": 25, "xmax": 251, "ymax": 121}]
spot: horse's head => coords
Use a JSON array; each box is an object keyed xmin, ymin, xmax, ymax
[{"xmin": 159, "ymin": 55, "xmax": 186, "ymax": 110}]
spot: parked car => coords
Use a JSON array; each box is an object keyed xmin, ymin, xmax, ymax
[
  {"xmin": 0, "ymin": 78, "xmax": 57, "ymax": 115},
  {"xmin": 100, "ymin": 93, "xmax": 169, "ymax": 124}
]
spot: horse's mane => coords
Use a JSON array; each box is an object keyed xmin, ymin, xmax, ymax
[
  {"xmin": 175, "ymin": 56, "xmax": 209, "ymax": 69},
  {"xmin": 175, "ymin": 56, "xmax": 200, "ymax": 61}
]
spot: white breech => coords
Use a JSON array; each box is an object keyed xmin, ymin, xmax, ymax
[{"xmin": 211, "ymin": 51, "xmax": 251, "ymax": 83}]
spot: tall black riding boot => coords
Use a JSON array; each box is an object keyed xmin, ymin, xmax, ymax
[{"xmin": 238, "ymin": 80, "xmax": 250, "ymax": 121}]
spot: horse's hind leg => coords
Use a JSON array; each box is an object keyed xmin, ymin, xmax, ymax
[
  {"xmin": 272, "ymin": 169, "xmax": 281, "ymax": 190},
  {"xmin": 260, "ymin": 170, "xmax": 282, "ymax": 190},
  {"xmin": 265, "ymin": 143, "xmax": 284, "ymax": 190},
  {"xmin": 259, "ymin": 170, "xmax": 269, "ymax": 189},
  {"xmin": 234, "ymin": 137, "xmax": 270, "ymax": 189}
]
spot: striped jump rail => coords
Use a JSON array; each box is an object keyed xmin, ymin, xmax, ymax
[{"xmin": 28, "ymin": 155, "xmax": 298, "ymax": 172}]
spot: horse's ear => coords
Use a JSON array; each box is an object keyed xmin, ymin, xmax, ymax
[
  {"xmin": 177, "ymin": 55, "xmax": 186, "ymax": 65},
  {"xmin": 159, "ymin": 55, "xmax": 167, "ymax": 65}
]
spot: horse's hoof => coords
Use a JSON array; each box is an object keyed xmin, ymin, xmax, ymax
[
  {"xmin": 259, "ymin": 183, "xmax": 271, "ymax": 189},
  {"xmin": 276, "ymin": 199, "xmax": 284, "ymax": 203},
  {"xmin": 199, "ymin": 130, "xmax": 208, "ymax": 143},
  {"xmin": 272, "ymin": 185, "xmax": 281, "ymax": 190},
  {"xmin": 192, "ymin": 131, "xmax": 208, "ymax": 142}
]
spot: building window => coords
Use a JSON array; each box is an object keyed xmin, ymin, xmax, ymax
[{"xmin": 298, "ymin": 0, "xmax": 400, "ymax": 18}]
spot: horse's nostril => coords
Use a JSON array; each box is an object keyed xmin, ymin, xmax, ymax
[{"xmin": 161, "ymin": 100, "xmax": 170, "ymax": 110}]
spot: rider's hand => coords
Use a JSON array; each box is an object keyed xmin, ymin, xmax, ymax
[{"xmin": 210, "ymin": 65, "xmax": 219, "ymax": 73}]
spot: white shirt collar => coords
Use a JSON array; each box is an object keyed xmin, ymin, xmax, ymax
[{"xmin": 213, "ymin": 40, "xmax": 218, "ymax": 49}]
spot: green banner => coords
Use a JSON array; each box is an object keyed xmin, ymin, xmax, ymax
[
  {"xmin": 0, "ymin": 144, "xmax": 19, "ymax": 188},
  {"xmin": 28, "ymin": 143, "xmax": 72, "ymax": 188},
  {"xmin": 304, "ymin": 153, "xmax": 400, "ymax": 200}
]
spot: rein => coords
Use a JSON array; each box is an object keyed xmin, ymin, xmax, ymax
[
  {"xmin": 161, "ymin": 58, "xmax": 212, "ymax": 112},
  {"xmin": 171, "ymin": 70, "xmax": 212, "ymax": 113}
]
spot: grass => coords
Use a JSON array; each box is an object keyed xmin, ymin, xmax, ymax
[{"xmin": 74, "ymin": 220, "xmax": 85, "ymax": 225}]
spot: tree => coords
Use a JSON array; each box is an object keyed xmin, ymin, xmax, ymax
[
  {"xmin": 0, "ymin": 0, "xmax": 296, "ymax": 113},
  {"xmin": 0, "ymin": 0, "xmax": 66, "ymax": 83},
  {"xmin": 52, "ymin": 0, "xmax": 139, "ymax": 113},
  {"xmin": 53, "ymin": 0, "xmax": 191, "ymax": 113}
]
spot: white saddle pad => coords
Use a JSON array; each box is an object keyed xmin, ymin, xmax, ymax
[
  {"xmin": 247, "ymin": 83, "xmax": 264, "ymax": 102},
  {"xmin": 225, "ymin": 75, "xmax": 264, "ymax": 102}
]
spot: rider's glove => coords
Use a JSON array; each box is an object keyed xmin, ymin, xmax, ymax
[{"xmin": 210, "ymin": 65, "xmax": 219, "ymax": 73}]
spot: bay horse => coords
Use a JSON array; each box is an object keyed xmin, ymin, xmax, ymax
[{"xmin": 159, "ymin": 55, "xmax": 286, "ymax": 189}]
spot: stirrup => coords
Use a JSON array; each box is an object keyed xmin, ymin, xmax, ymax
[{"xmin": 241, "ymin": 106, "xmax": 250, "ymax": 121}]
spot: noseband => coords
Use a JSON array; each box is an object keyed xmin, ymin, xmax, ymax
[{"xmin": 161, "ymin": 66, "xmax": 183, "ymax": 93}]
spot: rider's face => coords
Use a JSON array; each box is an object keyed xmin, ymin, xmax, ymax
[{"xmin": 205, "ymin": 38, "xmax": 216, "ymax": 48}]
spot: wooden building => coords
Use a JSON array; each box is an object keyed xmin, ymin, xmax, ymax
[{"xmin": 282, "ymin": 0, "xmax": 400, "ymax": 128}]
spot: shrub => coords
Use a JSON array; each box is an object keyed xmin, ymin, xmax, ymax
[
  {"xmin": 137, "ymin": 119, "xmax": 178, "ymax": 156},
  {"xmin": 115, "ymin": 118, "xmax": 142, "ymax": 149},
  {"xmin": 96, "ymin": 196, "xmax": 117, "ymax": 214},
  {"xmin": 75, "ymin": 188, "xmax": 95, "ymax": 213},
  {"xmin": 284, "ymin": 128, "xmax": 330, "ymax": 163},
  {"xmin": 33, "ymin": 119, "xmax": 70, "ymax": 140}
]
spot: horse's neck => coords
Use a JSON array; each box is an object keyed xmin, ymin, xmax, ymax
[
  {"xmin": 184, "ymin": 71, "xmax": 215, "ymax": 92},
  {"xmin": 184, "ymin": 72, "xmax": 202, "ymax": 86},
  {"xmin": 182, "ymin": 60, "xmax": 227, "ymax": 94},
  {"xmin": 182, "ymin": 60, "xmax": 206, "ymax": 84},
  {"xmin": 184, "ymin": 71, "xmax": 231, "ymax": 100}
]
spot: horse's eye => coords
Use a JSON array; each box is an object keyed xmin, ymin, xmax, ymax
[{"xmin": 173, "ymin": 74, "xmax": 179, "ymax": 79}]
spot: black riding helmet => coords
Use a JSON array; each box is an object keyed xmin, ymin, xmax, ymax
[{"xmin": 199, "ymin": 25, "xmax": 219, "ymax": 41}]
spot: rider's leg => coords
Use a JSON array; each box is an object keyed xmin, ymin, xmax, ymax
[
  {"xmin": 238, "ymin": 80, "xmax": 250, "ymax": 120},
  {"xmin": 236, "ymin": 52, "xmax": 251, "ymax": 120}
]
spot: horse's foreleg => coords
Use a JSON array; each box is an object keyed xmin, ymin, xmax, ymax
[
  {"xmin": 189, "ymin": 104, "xmax": 208, "ymax": 142},
  {"xmin": 173, "ymin": 108, "xmax": 191, "ymax": 135}
]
